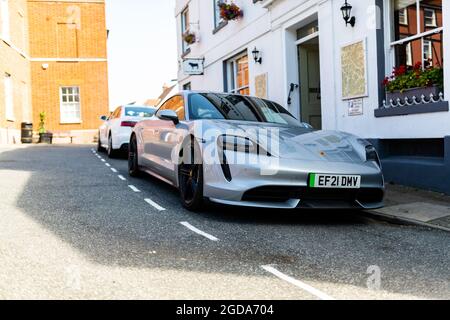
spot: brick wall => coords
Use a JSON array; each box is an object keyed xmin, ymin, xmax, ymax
[
  {"xmin": 28, "ymin": 0, "xmax": 109, "ymax": 138},
  {"xmin": 0, "ymin": 0, "xmax": 32, "ymax": 144},
  {"xmin": 30, "ymin": 60, "xmax": 109, "ymax": 132}
]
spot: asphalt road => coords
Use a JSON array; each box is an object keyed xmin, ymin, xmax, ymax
[{"xmin": 0, "ymin": 145, "xmax": 448, "ymax": 299}]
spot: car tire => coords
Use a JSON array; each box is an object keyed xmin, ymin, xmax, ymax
[
  {"xmin": 178, "ymin": 137, "xmax": 204, "ymax": 211},
  {"xmin": 107, "ymin": 134, "xmax": 118, "ymax": 158},
  {"xmin": 97, "ymin": 132, "xmax": 105, "ymax": 152},
  {"xmin": 128, "ymin": 134, "xmax": 141, "ymax": 177}
]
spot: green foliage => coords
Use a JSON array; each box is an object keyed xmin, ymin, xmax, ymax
[
  {"xmin": 383, "ymin": 62, "xmax": 444, "ymax": 93},
  {"xmin": 38, "ymin": 112, "xmax": 46, "ymax": 134}
]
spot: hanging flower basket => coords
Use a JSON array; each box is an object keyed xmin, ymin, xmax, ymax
[
  {"xmin": 218, "ymin": 1, "xmax": 243, "ymax": 21},
  {"xmin": 182, "ymin": 31, "xmax": 196, "ymax": 45}
]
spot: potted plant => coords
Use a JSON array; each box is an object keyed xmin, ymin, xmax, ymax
[
  {"xmin": 38, "ymin": 111, "xmax": 53, "ymax": 144},
  {"xmin": 182, "ymin": 31, "xmax": 196, "ymax": 45},
  {"xmin": 382, "ymin": 61, "xmax": 444, "ymax": 104},
  {"xmin": 218, "ymin": 1, "xmax": 243, "ymax": 21}
]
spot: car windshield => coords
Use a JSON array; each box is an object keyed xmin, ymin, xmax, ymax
[
  {"xmin": 124, "ymin": 107, "xmax": 155, "ymax": 117},
  {"xmin": 188, "ymin": 93, "xmax": 307, "ymax": 127}
]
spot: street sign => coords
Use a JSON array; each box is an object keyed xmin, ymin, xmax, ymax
[{"xmin": 183, "ymin": 58, "xmax": 204, "ymax": 75}]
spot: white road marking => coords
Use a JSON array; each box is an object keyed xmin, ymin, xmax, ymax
[
  {"xmin": 101, "ymin": 159, "xmax": 106, "ymax": 162},
  {"xmin": 180, "ymin": 222, "xmax": 219, "ymax": 242},
  {"xmin": 118, "ymin": 175, "xmax": 126, "ymax": 181},
  {"xmin": 144, "ymin": 198, "xmax": 166, "ymax": 211},
  {"xmin": 128, "ymin": 185, "xmax": 140, "ymax": 192},
  {"xmin": 261, "ymin": 265, "xmax": 335, "ymax": 300},
  {"xmin": 111, "ymin": 168, "xmax": 118, "ymax": 173},
  {"xmin": 105, "ymin": 163, "xmax": 111, "ymax": 167}
]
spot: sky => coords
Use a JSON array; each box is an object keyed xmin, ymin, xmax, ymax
[{"xmin": 105, "ymin": 0, "xmax": 178, "ymax": 109}]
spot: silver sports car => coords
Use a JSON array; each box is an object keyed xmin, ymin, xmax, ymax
[{"xmin": 128, "ymin": 91, "xmax": 384, "ymax": 211}]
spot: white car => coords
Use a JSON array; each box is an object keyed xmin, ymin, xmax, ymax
[{"xmin": 98, "ymin": 105, "xmax": 156, "ymax": 157}]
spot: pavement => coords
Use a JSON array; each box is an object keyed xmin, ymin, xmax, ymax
[
  {"xmin": 372, "ymin": 184, "xmax": 450, "ymax": 232},
  {"xmin": 0, "ymin": 144, "xmax": 449, "ymax": 300}
]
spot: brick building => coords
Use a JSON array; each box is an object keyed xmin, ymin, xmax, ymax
[
  {"xmin": 0, "ymin": 0, "xmax": 32, "ymax": 144},
  {"xmin": 0, "ymin": 0, "xmax": 109, "ymax": 144}
]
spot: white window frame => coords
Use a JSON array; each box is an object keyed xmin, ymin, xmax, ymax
[
  {"xmin": 424, "ymin": 8, "xmax": 437, "ymax": 28},
  {"xmin": 226, "ymin": 52, "xmax": 249, "ymax": 95},
  {"xmin": 0, "ymin": 0, "xmax": 10, "ymax": 41},
  {"xmin": 406, "ymin": 42, "xmax": 412, "ymax": 66},
  {"xmin": 386, "ymin": 0, "xmax": 443, "ymax": 72},
  {"xmin": 398, "ymin": 7, "xmax": 408, "ymax": 25},
  {"xmin": 60, "ymin": 86, "xmax": 81, "ymax": 124},
  {"xmin": 4, "ymin": 73, "xmax": 14, "ymax": 121},
  {"xmin": 181, "ymin": 7, "xmax": 189, "ymax": 53},
  {"xmin": 423, "ymin": 39, "xmax": 433, "ymax": 65}
]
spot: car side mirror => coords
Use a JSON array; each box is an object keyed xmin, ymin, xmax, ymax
[
  {"xmin": 100, "ymin": 115, "xmax": 107, "ymax": 121},
  {"xmin": 158, "ymin": 110, "xmax": 179, "ymax": 125}
]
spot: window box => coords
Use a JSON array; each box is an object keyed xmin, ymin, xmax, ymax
[
  {"xmin": 374, "ymin": 100, "xmax": 448, "ymax": 118},
  {"xmin": 386, "ymin": 86, "xmax": 440, "ymax": 104}
]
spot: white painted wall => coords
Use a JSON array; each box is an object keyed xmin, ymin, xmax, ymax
[{"xmin": 175, "ymin": 0, "xmax": 450, "ymax": 139}]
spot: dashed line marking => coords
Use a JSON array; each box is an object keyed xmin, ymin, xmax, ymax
[
  {"xmin": 105, "ymin": 163, "xmax": 111, "ymax": 167},
  {"xmin": 180, "ymin": 222, "xmax": 219, "ymax": 242},
  {"xmin": 118, "ymin": 175, "xmax": 126, "ymax": 181},
  {"xmin": 111, "ymin": 168, "xmax": 118, "ymax": 173},
  {"xmin": 144, "ymin": 198, "xmax": 166, "ymax": 211},
  {"xmin": 261, "ymin": 265, "xmax": 335, "ymax": 300},
  {"xmin": 101, "ymin": 159, "xmax": 106, "ymax": 162},
  {"xmin": 128, "ymin": 185, "xmax": 140, "ymax": 192}
]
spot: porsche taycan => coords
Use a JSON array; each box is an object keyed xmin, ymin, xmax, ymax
[{"xmin": 128, "ymin": 91, "xmax": 384, "ymax": 211}]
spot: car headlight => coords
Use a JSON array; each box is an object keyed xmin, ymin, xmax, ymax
[
  {"xmin": 218, "ymin": 135, "xmax": 270, "ymax": 155},
  {"xmin": 358, "ymin": 139, "xmax": 381, "ymax": 167}
]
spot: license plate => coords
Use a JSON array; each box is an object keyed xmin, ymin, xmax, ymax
[{"xmin": 309, "ymin": 174, "xmax": 361, "ymax": 189}]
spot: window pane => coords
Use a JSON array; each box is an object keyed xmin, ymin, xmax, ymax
[
  {"xmin": 394, "ymin": 37, "xmax": 422, "ymax": 67},
  {"xmin": 236, "ymin": 55, "xmax": 249, "ymax": 89},
  {"xmin": 393, "ymin": 0, "xmax": 418, "ymax": 41},
  {"xmin": 214, "ymin": 0, "xmax": 223, "ymax": 28},
  {"xmin": 296, "ymin": 21, "xmax": 319, "ymax": 40},
  {"xmin": 423, "ymin": 32, "xmax": 443, "ymax": 67}
]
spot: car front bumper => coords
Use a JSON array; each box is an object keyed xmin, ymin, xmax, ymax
[{"xmin": 203, "ymin": 156, "xmax": 385, "ymax": 210}]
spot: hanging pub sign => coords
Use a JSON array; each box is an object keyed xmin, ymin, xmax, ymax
[{"xmin": 183, "ymin": 58, "xmax": 204, "ymax": 75}]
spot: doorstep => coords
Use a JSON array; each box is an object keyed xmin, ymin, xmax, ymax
[{"xmin": 368, "ymin": 184, "xmax": 450, "ymax": 232}]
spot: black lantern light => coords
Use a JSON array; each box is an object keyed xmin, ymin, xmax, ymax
[
  {"xmin": 252, "ymin": 47, "xmax": 262, "ymax": 64},
  {"xmin": 340, "ymin": 0, "xmax": 356, "ymax": 27}
]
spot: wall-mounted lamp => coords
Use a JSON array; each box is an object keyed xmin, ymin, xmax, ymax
[
  {"xmin": 252, "ymin": 47, "xmax": 262, "ymax": 64},
  {"xmin": 340, "ymin": 0, "xmax": 356, "ymax": 27}
]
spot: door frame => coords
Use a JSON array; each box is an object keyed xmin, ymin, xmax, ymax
[
  {"xmin": 282, "ymin": 11, "xmax": 320, "ymax": 121},
  {"xmin": 296, "ymin": 32, "xmax": 322, "ymax": 128}
]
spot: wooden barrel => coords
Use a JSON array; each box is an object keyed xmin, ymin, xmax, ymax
[{"xmin": 21, "ymin": 122, "xmax": 33, "ymax": 144}]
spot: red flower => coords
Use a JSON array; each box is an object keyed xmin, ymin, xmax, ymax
[
  {"xmin": 413, "ymin": 61, "xmax": 422, "ymax": 71},
  {"xmin": 393, "ymin": 65, "xmax": 407, "ymax": 77}
]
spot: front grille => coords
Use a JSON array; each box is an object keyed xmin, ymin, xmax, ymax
[{"xmin": 242, "ymin": 186, "xmax": 384, "ymax": 204}]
